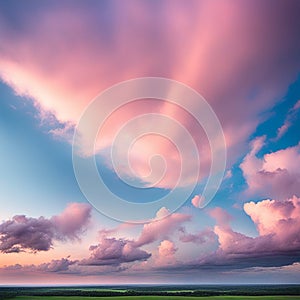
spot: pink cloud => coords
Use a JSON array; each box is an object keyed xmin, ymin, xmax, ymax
[
  {"xmin": 244, "ymin": 196, "xmax": 300, "ymax": 242},
  {"xmin": 213, "ymin": 225, "xmax": 257, "ymax": 254},
  {"xmin": 2, "ymin": 197, "xmax": 300, "ymax": 277},
  {"xmin": 276, "ymin": 122, "xmax": 291, "ymax": 140},
  {"xmin": 240, "ymin": 140, "xmax": 300, "ymax": 198},
  {"xmin": 1, "ymin": 1, "xmax": 300, "ymax": 188},
  {"xmin": 134, "ymin": 207, "xmax": 191, "ymax": 247},
  {"xmin": 51, "ymin": 203, "xmax": 91, "ymax": 240},
  {"xmin": 78, "ymin": 207, "xmax": 190, "ymax": 268},
  {"xmin": 158, "ymin": 240, "xmax": 177, "ymax": 258},
  {"xmin": 143, "ymin": 199, "xmax": 299, "ymax": 272},
  {"xmin": 81, "ymin": 236, "xmax": 150, "ymax": 266},
  {"xmin": 224, "ymin": 170, "xmax": 232, "ymax": 180},
  {"xmin": 74, "ymin": 208, "xmax": 189, "ymax": 269},
  {"xmin": 209, "ymin": 207, "xmax": 232, "ymax": 226},
  {"xmin": 155, "ymin": 240, "xmax": 178, "ymax": 266},
  {"xmin": 191, "ymin": 195, "xmax": 205, "ymax": 208},
  {"xmin": 203, "ymin": 196, "xmax": 300, "ymax": 268},
  {"xmin": 0, "ymin": 203, "xmax": 92, "ymax": 253}
]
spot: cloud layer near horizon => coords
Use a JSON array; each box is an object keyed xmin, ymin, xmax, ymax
[{"xmin": 1, "ymin": 196, "xmax": 300, "ymax": 276}]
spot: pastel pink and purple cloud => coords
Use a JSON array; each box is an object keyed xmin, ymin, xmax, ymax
[
  {"xmin": 134, "ymin": 207, "xmax": 191, "ymax": 247},
  {"xmin": 0, "ymin": 203, "xmax": 91, "ymax": 253},
  {"xmin": 240, "ymin": 138, "xmax": 300, "ymax": 199},
  {"xmin": 206, "ymin": 197, "xmax": 300, "ymax": 269},
  {"xmin": 81, "ymin": 237, "xmax": 151, "ymax": 266}
]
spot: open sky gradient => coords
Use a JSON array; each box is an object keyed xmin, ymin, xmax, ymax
[{"xmin": 1, "ymin": 0, "xmax": 300, "ymax": 284}]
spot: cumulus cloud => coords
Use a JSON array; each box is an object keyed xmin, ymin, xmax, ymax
[
  {"xmin": 79, "ymin": 208, "xmax": 190, "ymax": 268},
  {"xmin": 155, "ymin": 240, "xmax": 178, "ymax": 266},
  {"xmin": 240, "ymin": 138, "xmax": 300, "ymax": 198},
  {"xmin": 2, "ymin": 198, "xmax": 300, "ymax": 276},
  {"xmin": 244, "ymin": 196, "xmax": 300, "ymax": 246},
  {"xmin": 0, "ymin": 216, "xmax": 54, "ymax": 253},
  {"xmin": 209, "ymin": 197, "xmax": 300, "ymax": 268},
  {"xmin": 154, "ymin": 197, "xmax": 300, "ymax": 273},
  {"xmin": 134, "ymin": 207, "xmax": 191, "ymax": 247},
  {"xmin": 71, "ymin": 207, "xmax": 190, "ymax": 270},
  {"xmin": 156, "ymin": 197, "xmax": 300, "ymax": 272},
  {"xmin": 81, "ymin": 237, "xmax": 150, "ymax": 266},
  {"xmin": 0, "ymin": 203, "xmax": 91, "ymax": 253},
  {"xmin": 158, "ymin": 240, "xmax": 177, "ymax": 257}
]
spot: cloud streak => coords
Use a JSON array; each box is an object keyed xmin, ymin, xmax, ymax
[{"xmin": 4, "ymin": 257, "xmax": 76, "ymax": 273}]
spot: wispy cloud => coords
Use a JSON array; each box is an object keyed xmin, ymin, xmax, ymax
[
  {"xmin": 274, "ymin": 99, "xmax": 300, "ymax": 140},
  {"xmin": 1, "ymin": 1, "xmax": 300, "ymax": 188}
]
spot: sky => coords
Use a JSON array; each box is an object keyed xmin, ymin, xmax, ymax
[{"xmin": 0, "ymin": 0, "xmax": 300, "ymax": 285}]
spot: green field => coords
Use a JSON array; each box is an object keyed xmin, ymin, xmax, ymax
[
  {"xmin": 1, "ymin": 285, "xmax": 299, "ymax": 300},
  {"xmin": 12, "ymin": 296, "xmax": 300, "ymax": 300}
]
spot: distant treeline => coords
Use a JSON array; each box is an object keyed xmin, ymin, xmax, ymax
[{"xmin": 0, "ymin": 284, "xmax": 300, "ymax": 299}]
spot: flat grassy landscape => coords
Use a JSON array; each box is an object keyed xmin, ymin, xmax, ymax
[
  {"xmin": 11, "ymin": 296, "xmax": 300, "ymax": 300},
  {"xmin": 1, "ymin": 285, "xmax": 300, "ymax": 300}
]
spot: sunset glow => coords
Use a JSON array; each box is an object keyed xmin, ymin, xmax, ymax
[{"xmin": 0, "ymin": 0, "xmax": 300, "ymax": 285}]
